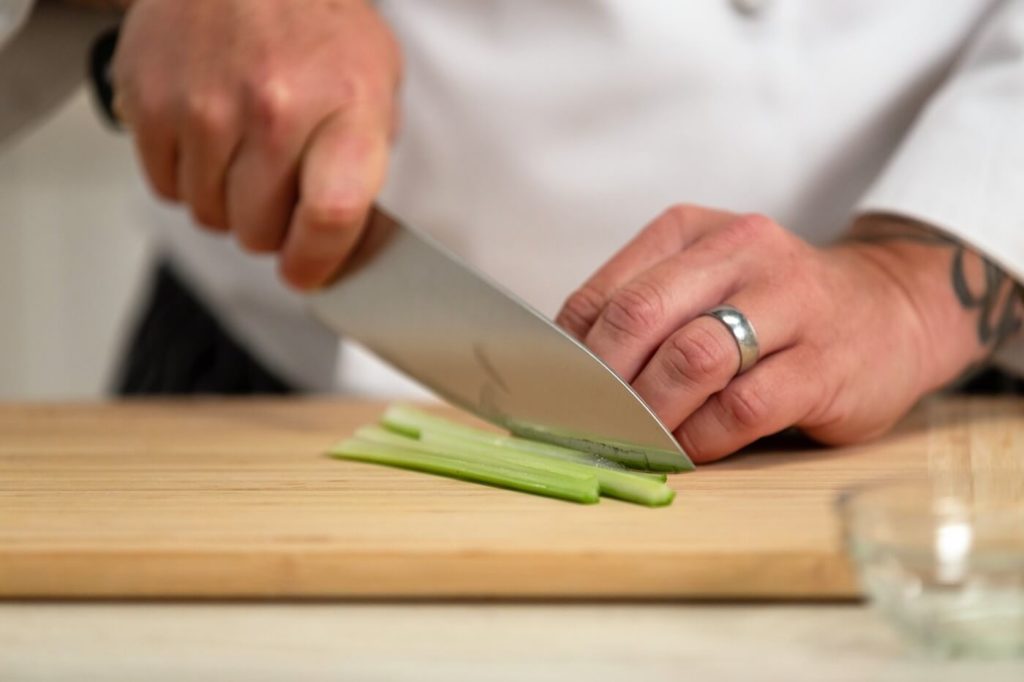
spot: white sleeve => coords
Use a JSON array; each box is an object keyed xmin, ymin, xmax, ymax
[
  {"xmin": 857, "ymin": 0, "xmax": 1024, "ymax": 374},
  {"xmin": 0, "ymin": 1, "xmax": 34, "ymax": 48},
  {"xmin": 0, "ymin": 1, "xmax": 118, "ymax": 149}
]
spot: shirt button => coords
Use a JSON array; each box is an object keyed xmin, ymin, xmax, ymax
[{"xmin": 731, "ymin": 0, "xmax": 770, "ymax": 16}]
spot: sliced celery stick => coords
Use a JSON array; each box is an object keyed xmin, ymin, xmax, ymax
[
  {"xmin": 353, "ymin": 426, "xmax": 594, "ymax": 482},
  {"xmin": 418, "ymin": 430, "xmax": 675, "ymax": 507},
  {"xmin": 438, "ymin": 431, "xmax": 667, "ymax": 483},
  {"xmin": 382, "ymin": 404, "xmax": 509, "ymax": 439},
  {"xmin": 356, "ymin": 424, "xmax": 673, "ymax": 507},
  {"xmin": 381, "ymin": 404, "xmax": 657, "ymax": 476},
  {"xmin": 330, "ymin": 437, "xmax": 599, "ymax": 504}
]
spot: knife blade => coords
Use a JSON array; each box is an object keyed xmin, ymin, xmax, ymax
[{"xmin": 308, "ymin": 209, "xmax": 693, "ymax": 471}]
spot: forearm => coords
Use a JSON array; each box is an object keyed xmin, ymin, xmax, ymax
[{"xmin": 841, "ymin": 214, "xmax": 1024, "ymax": 391}]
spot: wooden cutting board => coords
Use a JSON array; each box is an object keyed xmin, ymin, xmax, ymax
[{"xmin": 1, "ymin": 397, "xmax": 1020, "ymax": 599}]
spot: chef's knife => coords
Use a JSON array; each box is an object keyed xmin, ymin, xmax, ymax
[{"xmin": 308, "ymin": 209, "xmax": 693, "ymax": 472}]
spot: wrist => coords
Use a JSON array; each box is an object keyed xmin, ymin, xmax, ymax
[{"xmin": 837, "ymin": 215, "xmax": 1016, "ymax": 394}]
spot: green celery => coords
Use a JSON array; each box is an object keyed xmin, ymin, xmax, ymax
[
  {"xmin": 416, "ymin": 430, "xmax": 674, "ymax": 507},
  {"xmin": 331, "ymin": 437, "xmax": 599, "ymax": 504},
  {"xmin": 357, "ymin": 423, "xmax": 675, "ymax": 507},
  {"xmin": 382, "ymin": 404, "xmax": 666, "ymax": 481},
  {"xmin": 354, "ymin": 425, "xmax": 595, "ymax": 483},
  {"xmin": 381, "ymin": 404, "xmax": 490, "ymax": 440}
]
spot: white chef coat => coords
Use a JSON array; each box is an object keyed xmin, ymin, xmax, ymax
[
  {"xmin": 0, "ymin": 0, "xmax": 31, "ymax": 41},
  {"xmin": 141, "ymin": 0, "xmax": 1024, "ymax": 395},
  {"xmin": 0, "ymin": 1, "xmax": 119, "ymax": 149}
]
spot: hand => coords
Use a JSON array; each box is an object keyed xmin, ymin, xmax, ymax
[
  {"xmin": 113, "ymin": 0, "xmax": 401, "ymax": 289},
  {"xmin": 556, "ymin": 206, "xmax": 1018, "ymax": 462}
]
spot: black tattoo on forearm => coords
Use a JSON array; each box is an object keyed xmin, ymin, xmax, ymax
[
  {"xmin": 848, "ymin": 216, "xmax": 1024, "ymax": 348},
  {"xmin": 950, "ymin": 248, "xmax": 1023, "ymax": 346}
]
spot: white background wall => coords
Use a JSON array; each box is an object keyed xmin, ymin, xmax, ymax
[{"xmin": 0, "ymin": 89, "xmax": 152, "ymax": 399}]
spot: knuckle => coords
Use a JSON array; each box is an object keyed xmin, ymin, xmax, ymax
[
  {"xmin": 662, "ymin": 326, "xmax": 733, "ymax": 386},
  {"xmin": 661, "ymin": 203, "xmax": 697, "ymax": 226},
  {"xmin": 185, "ymin": 92, "xmax": 231, "ymax": 136},
  {"xmin": 739, "ymin": 212, "xmax": 777, "ymax": 233},
  {"xmin": 723, "ymin": 213, "xmax": 778, "ymax": 245},
  {"xmin": 601, "ymin": 281, "xmax": 666, "ymax": 341},
  {"xmin": 717, "ymin": 383, "xmax": 770, "ymax": 431},
  {"xmin": 558, "ymin": 285, "xmax": 606, "ymax": 332},
  {"xmin": 645, "ymin": 203, "xmax": 695, "ymax": 250},
  {"xmin": 247, "ymin": 75, "xmax": 297, "ymax": 133}
]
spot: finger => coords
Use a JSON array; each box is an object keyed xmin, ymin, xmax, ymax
[
  {"xmin": 674, "ymin": 348, "xmax": 823, "ymax": 464},
  {"xmin": 178, "ymin": 94, "xmax": 242, "ymax": 231},
  {"xmin": 224, "ymin": 143, "xmax": 300, "ymax": 251},
  {"xmin": 631, "ymin": 288, "xmax": 800, "ymax": 431},
  {"xmin": 112, "ymin": 40, "xmax": 181, "ymax": 202},
  {"xmin": 120, "ymin": 89, "xmax": 180, "ymax": 202},
  {"xmin": 225, "ymin": 82, "xmax": 312, "ymax": 252},
  {"xmin": 583, "ymin": 245, "xmax": 744, "ymax": 380},
  {"xmin": 556, "ymin": 205, "xmax": 736, "ymax": 339},
  {"xmin": 278, "ymin": 108, "xmax": 389, "ymax": 290}
]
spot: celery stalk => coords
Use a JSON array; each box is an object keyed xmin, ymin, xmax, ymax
[
  {"xmin": 381, "ymin": 404, "xmax": 489, "ymax": 440},
  {"xmin": 357, "ymin": 422, "xmax": 675, "ymax": 507},
  {"xmin": 353, "ymin": 426, "xmax": 595, "ymax": 483},
  {"xmin": 382, "ymin": 404, "xmax": 666, "ymax": 481},
  {"xmin": 416, "ymin": 430, "xmax": 675, "ymax": 507},
  {"xmin": 330, "ymin": 437, "xmax": 599, "ymax": 504},
  {"xmin": 330, "ymin": 404, "xmax": 681, "ymax": 507}
]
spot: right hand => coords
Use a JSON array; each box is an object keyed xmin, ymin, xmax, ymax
[{"xmin": 113, "ymin": 0, "xmax": 402, "ymax": 289}]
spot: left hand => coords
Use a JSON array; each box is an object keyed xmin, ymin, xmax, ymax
[{"xmin": 555, "ymin": 205, "xmax": 995, "ymax": 463}]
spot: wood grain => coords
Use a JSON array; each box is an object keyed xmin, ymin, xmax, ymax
[{"xmin": 0, "ymin": 397, "xmax": 1020, "ymax": 599}]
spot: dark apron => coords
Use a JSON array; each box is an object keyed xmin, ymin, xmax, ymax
[{"xmin": 114, "ymin": 263, "xmax": 293, "ymax": 395}]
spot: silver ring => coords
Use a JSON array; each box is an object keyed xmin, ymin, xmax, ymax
[{"xmin": 701, "ymin": 305, "xmax": 760, "ymax": 375}]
